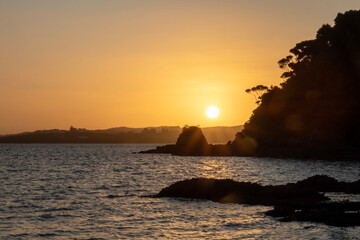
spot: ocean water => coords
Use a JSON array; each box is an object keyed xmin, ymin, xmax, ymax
[{"xmin": 0, "ymin": 144, "xmax": 359, "ymax": 240}]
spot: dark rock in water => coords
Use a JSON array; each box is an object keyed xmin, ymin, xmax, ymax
[
  {"xmin": 140, "ymin": 126, "xmax": 233, "ymax": 156},
  {"xmin": 267, "ymin": 202, "xmax": 360, "ymax": 227},
  {"xmin": 174, "ymin": 126, "xmax": 211, "ymax": 156},
  {"xmin": 155, "ymin": 177, "xmax": 326, "ymax": 206},
  {"xmin": 154, "ymin": 175, "xmax": 360, "ymax": 227},
  {"xmin": 294, "ymin": 175, "xmax": 360, "ymax": 194}
]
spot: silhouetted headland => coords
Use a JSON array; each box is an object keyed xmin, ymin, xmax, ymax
[
  {"xmin": 142, "ymin": 10, "xmax": 360, "ymax": 160},
  {"xmin": 153, "ymin": 175, "xmax": 360, "ymax": 227},
  {"xmin": 140, "ymin": 125, "xmax": 360, "ymax": 159}
]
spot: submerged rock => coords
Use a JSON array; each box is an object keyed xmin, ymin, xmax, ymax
[{"xmin": 154, "ymin": 175, "xmax": 360, "ymax": 227}]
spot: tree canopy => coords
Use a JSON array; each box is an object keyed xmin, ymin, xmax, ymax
[
  {"xmin": 240, "ymin": 10, "xmax": 360, "ymax": 156},
  {"xmin": 245, "ymin": 85, "xmax": 269, "ymax": 104}
]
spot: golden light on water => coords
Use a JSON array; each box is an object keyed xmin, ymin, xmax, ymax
[{"xmin": 198, "ymin": 159, "xmax": 226, "ymax": 179}]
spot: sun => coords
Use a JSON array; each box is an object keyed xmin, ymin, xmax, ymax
[{"xmin": 206, "ymin": 106, "xmax": 219, "ymax": 119}]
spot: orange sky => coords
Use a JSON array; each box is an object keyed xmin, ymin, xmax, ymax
[{"xmin": 1, "ymin": 1, "xmax": 360, "ymax": 134}]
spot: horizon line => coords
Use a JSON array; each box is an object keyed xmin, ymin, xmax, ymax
[{"xmin": 0, "ymin": 124, "xmax": 244, "ymax": 136}]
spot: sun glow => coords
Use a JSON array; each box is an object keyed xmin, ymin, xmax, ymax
[{"xmin": 206, "ymin": 106, "xmax": 219, "ymax": 119}]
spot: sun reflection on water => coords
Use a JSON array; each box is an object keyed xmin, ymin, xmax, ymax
[{"xmin": 196, "ymin": 158, "xmax": 227, "ymax": 179}]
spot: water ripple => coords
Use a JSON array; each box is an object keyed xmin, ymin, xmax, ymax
[{"xmin": 0, "ymin": 144, "xmax": 359, "ymax": 239}]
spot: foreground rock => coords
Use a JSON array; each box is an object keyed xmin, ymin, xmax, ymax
[
  {"xmin": 267, "ymin": 202, "xmax": 360, "ymax": 227},
  {"xmin": 154, "ymin": 175, "xmax": 360, "ymax": 227}
]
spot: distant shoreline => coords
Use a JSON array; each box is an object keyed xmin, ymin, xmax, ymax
[
  {"xmin": 140, "ymin": 126, "xmax": 360, "ymax": 161},
  {"xmin": 0, "ymin": 125, "xmax": 243, "ymax": 144}
]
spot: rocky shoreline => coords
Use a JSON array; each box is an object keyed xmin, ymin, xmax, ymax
[
  {"xmin": 139, "ymin": 126, "xmax": 360, "ymax": 160},
  {"xmin": 153, "ymin": 175, "xmax": 360, "ymax": 227}
]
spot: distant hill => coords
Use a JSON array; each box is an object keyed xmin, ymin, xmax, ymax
[{"xmin": 0, "ymin": 125, "xmax": 242, "ymax": 144}]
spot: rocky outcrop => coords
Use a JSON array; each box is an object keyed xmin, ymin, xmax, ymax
[
  {"xmin": 140, "ymin": 126, "xmax": 236, "ymax": 156},
  {"xmin": 173, "ymin": 126, "xmax": 211, "ymax": 155},
  {"xmin": 153, "ymin": 175, "xmax": 360, "ymax": 227},
  {"xmin": 155, "ymin": 177, "xmax": 327, "ymax": 205},
  {"xmin": 139, "ymin": 126, "xmax": 360, "ymax": 159}
]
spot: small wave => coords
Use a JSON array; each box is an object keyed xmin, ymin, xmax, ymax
[
  {"xmin": 111, "ymin": 185, "xmax": 126, "ymax": 188},
  {"xmin": 37, "ymin": 233, "xmax": 57, "ymax": 237},
  {"xmin": 39, "ymin": 214, "xmax": 56, "ymax": 220},
  {"xmin": 43, "ymin": 207, "xmax": 73, "ymax": 212},
  {"xmin": 224, "ymin": 222, "xmax": 244, "ymax": 228},
  {"xmin": 94, "ymin": 185, "xmax": 110, "ymax": 190},
  {"xmin": 9, "ymin": 233, "xmax": 30, "ymax": 237},
  {"xmin": 106, "ymin": 194, "xmax": 135, "ymax": 198},
  {"xmin": 7, "ymin": 204, "xmax": 43, "ymax": 209},
  {"xmin": 6, "ymin": 169, "xmax": 21, "ymax": 172}
]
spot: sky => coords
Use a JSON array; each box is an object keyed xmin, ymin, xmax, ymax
[{"xmin": 1, "ymin": 0, "xmax": 360, "ymax": 134}]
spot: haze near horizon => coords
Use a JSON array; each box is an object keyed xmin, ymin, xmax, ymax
[{"xmin": 1, "ymin": 0, "xmax": 360, "ymax": 134}]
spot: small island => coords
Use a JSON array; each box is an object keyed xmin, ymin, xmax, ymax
[{"xmin": 141, "ymin": 10, "xmax": 360, "ymax": 160}]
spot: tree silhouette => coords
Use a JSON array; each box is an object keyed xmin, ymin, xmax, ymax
[
  {"xmin": 245, "ymin": 85, "xmax": 269, "ymax": 104},
  {"xmin": 239, "ymin": 10, "xmax": 360, "ymax": 157}
]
